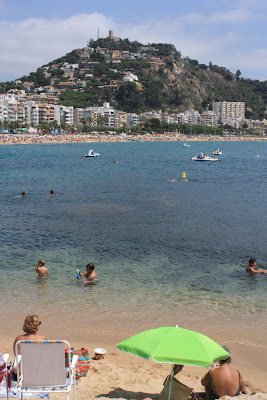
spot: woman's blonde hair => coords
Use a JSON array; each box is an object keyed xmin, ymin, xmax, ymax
[{"xmin": 23, "ymin": 315, "xmax": 41, "ymax": 334}]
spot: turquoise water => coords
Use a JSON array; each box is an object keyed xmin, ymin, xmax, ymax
[{"xmin": 0, "ymin": 141, "xmax": 266, "ymax": 331}]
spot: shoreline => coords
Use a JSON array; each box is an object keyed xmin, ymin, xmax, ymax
[{"xmin": 0, "ymin": 133, "xmax": 267, "ymax": 145}]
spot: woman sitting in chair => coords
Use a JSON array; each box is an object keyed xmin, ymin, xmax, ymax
[{"xmin": 12, "ymin": 315, "xmax": 47, "ymax": 379}]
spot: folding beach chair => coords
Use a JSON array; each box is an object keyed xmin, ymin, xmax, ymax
[
  {"xmin": 159, "ymin": 376, "xmax": 193, "ymax": 400},
  {"xmin": 15, "ymin": 340, "xmax": 78, "ymax": 400}
]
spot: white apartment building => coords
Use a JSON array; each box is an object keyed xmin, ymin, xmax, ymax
[
  {"xmin": 212, "ymin": 101, "xmax": 245, "ymax": 124},
  {"xmin": 183, "ymin": 109, "xmax": 202, "ymax": 125},
  {"xmin": 83, "ymin": 103, "xmax": 115, "ymax": 127},
  {"xmin": 54, "ymin": 105, "xmax": 74, "ymax": 126},
  {"xmin": 201, "ymin": 110, "xmax": 218, "ymax": 128}
]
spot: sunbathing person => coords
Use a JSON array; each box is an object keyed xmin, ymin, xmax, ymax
[
  {"xmin": 12, "ymin": 315, "xmax": 47, "ymax": 378},
  {"xmin": 246, "ymin": 258, "xmax": 267, "ymax": 274},
  {"xmin": 200, "ymin": 346, "xmax": 251, "ymax": 399}
]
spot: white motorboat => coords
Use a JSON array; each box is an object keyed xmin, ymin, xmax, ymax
[
  {"xmin": 82, "ymin": 149, "xmax": 100, "ymax": 157},
  {"xmin": 212, "ymin": 149, "xmax": 223, "ymax": 155},
  {"xmin": 183, "ymin": 143, "xmax": 191, "ymax": 147},
  {"xmin": 189, "ymin": 153, "xmax": 219, "ymax": 162}
]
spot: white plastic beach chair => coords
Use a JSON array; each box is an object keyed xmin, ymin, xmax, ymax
[{"xmin": 15, "ymin": 340, "xmax": 78, "ymax": 400}]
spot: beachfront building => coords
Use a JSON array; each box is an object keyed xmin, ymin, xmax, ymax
[
  {"xmin": 183, "ymin": 109, "xmax": 202, "ymax": 125},
  {"xmin": 54, "ymin": 105, "xmax": 74, "ymax": 126},
  {"xmin": 212, "ymin": 101, "xmax": 245, "ymax": 125},
  {"xmin": 201, "ymin": 110, "xmax": 218, "ymax": 128},
  {"xmin": 126, "ymin": 113, "xmax": 139, "ymax": 128},
  {"xmin": 115, "ymin": 111, "xmax": 127, "ymax": 127},
  {"xmin": 73, "ymin": 108, "xmax": 84, "ymax": 126},
  {"xmin": 252, "ymin": 119, "xmax": 267, "ymax": 133}
]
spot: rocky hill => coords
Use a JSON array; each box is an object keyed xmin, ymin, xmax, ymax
[{"xmin": 1, "ymin": 37, "xmax": 266, "ymax": 119}]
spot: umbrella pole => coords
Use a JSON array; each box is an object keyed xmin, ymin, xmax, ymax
[{"xmin": 167, "ymin": 364, "xmax": 174, "ymax": 400}]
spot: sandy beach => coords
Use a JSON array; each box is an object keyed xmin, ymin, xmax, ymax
[
  {"xmin": 1, "ymin": 320, "xmax": 267, "ymax": 400},
  {"xmin": 0, "ymin": 133, "xmax": 266, "ymax": 145}
]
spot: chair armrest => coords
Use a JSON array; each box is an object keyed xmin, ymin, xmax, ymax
[
  {"xmin": 13, "ymin": 355, "xmax": 21, "ymax": 368},
  {"xmin": 3, "ymin": 353, "xmax": 9, "ymax": 363},
  {"xmin": 71, "ymin": 354, "xmax": 79, "ymax": 368}
]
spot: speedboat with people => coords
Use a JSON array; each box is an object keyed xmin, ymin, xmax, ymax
[
  {"xmin": 183, "ymin": 143, "xmax": 191, "ymax": 147},
  {"xmin": 212, "ymin": 149, "xmax": 224, "ymax": 155},
  {"xmin": 82, "ymin": 149, "xmax": 100, "ymax": 158},
  {"xmin": 189, "ymin": 153, "xmax": 219, "ymax": 162}
]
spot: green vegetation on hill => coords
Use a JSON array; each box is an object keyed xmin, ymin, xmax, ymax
[{"xmin": 1, "ymin": 37, "xmax": 266, "ymax": 119}]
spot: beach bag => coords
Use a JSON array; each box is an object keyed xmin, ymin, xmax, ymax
[{"xmin": 65, "ymin": 348, "xmax": 90, "ymax": 378}]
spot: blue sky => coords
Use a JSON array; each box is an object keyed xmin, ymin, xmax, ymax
[{"xmin": 0, "ymin": 0, "xmax": 266, "ymax": 81}]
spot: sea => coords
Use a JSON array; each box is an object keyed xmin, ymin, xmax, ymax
[{"xmin": 0, "ymin": 141, "xmax": 266, "ymax": 344}]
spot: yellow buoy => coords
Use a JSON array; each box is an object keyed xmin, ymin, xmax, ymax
[
  {"xmin": 182, "ymin": 172, "xmax": 186, "ymax": 178},
  {"xmin": 257, "ymin": 155, "xmax": 259, "ymax": 158}
]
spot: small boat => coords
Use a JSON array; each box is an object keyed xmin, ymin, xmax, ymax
[
  {"xmin": 183, "ymin": 143, "xmax": 191, "ymax": 147},
  {"xmin": 82, "ymin": 149, "xmax": 100, "ymax": 158},
  {"xmin": 212, "ymin": 149, "xmax": 223, "ymax": 155},
  {"xmin": 189, "ymin": 153, "xmax": 219, "ymax": 162}
]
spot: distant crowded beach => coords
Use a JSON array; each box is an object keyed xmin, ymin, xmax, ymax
[{"xmin": 0, "ymin": 133, "xmax": 266, "ymax": 145}]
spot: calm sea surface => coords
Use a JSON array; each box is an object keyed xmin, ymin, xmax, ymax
[{"xmin": 0, "ymin": 141, "xmax": 266, "ymax": 339}]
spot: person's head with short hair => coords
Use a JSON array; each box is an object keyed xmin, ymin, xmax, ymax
[
  {"xmin": 23, "ymin": 315, "xmax": 41, "ymax": 334},
  {"xmin": 38, "ymin": 259, "xmax": 45, "ymax": 267},
  {"xmin": 21, "ymin": 191, "xmax": 26, "ymax": 196},
  {"xmin": 249, "ymin": 258, "xmax": 256, "ymax": 266},
  {"xmin": 86, "ymin": 263, "xmax": 94, "ymax": 271},
  {"xmin": 49, "ymin": 190, "xmax": 54, "ymax": 195},
  {"xmin": 219, "ymin": 345, "xmax": 231, "ymax": 365}
]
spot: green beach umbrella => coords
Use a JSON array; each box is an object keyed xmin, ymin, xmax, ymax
[
  {"xmin": 117, "ymin": 325, "xmax": 229, "ymax": 367},
  {"xmin": 117, "ymin": 326, "xmax": 229, "ymax": 400}
]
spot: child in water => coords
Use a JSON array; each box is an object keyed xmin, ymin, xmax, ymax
[{"xmin": 36, "ymin": 260, "xmax": 49, "ymax": 277}]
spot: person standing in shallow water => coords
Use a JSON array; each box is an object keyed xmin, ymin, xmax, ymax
[
  {"xmin": 80, "ymin": 263, "xmax": 98, "ymax": 284},
  {"xmin": 36, "ymin": 260, "xmax": 49, "ymax": 277},
  {"xmin": 246, "ymin": 258, "xmax": 267, "ymax": 274}
]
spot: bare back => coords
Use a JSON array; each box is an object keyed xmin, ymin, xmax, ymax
[
  {"xmin": 13, "ymin": 333, "xmax": 47, "ymax": 355},
  {"xmin": 209, "ymin": 365, "xmax": 243, "ymax": 398},
  {"xmin": 36, "ymin": 266, "xmax": 49, "ymax": 277}
]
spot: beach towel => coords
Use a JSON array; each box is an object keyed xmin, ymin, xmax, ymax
[
  {"xmin": 0, "ymin": 375, "xmax": 76, "ymax": 398},
  {"xmin": 65, "ymin": 348, "xmax": 90, "ymax": 379}
]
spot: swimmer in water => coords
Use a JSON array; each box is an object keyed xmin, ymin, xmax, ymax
[
  {"xmin": 21, "ymin": 191, "xmax": 26, "ymax": 196},
  {"xmin": 113, "ymin": 160, "xmax": 119, "ymax": 164},
  {"xmin": 80, "ymin": 263, "xmax": 98, "ymax": 284},
  {"xmin": 49, "ymin": 190, "xmax": 54, "ymax": 195},
  {"xmin": 36, "ymin": 260, "xmax": 49, "ymax": 277},
  {"xmin": 246, "ymin": 258, "xmax": 267, "ymax": 274}
]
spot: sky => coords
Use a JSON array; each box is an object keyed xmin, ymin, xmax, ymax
[{"xmin": 0, "ymin": 0, "xmax": 266, "ymax": 82}]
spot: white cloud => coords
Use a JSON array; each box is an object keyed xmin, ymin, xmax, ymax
[
  {"xmin": 0, "ymin": 12, "xmax": 266, "ymax": 82},
  {"xmin": 0, "ymin": 13, "xmax": 112, "ymax": 81}
]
